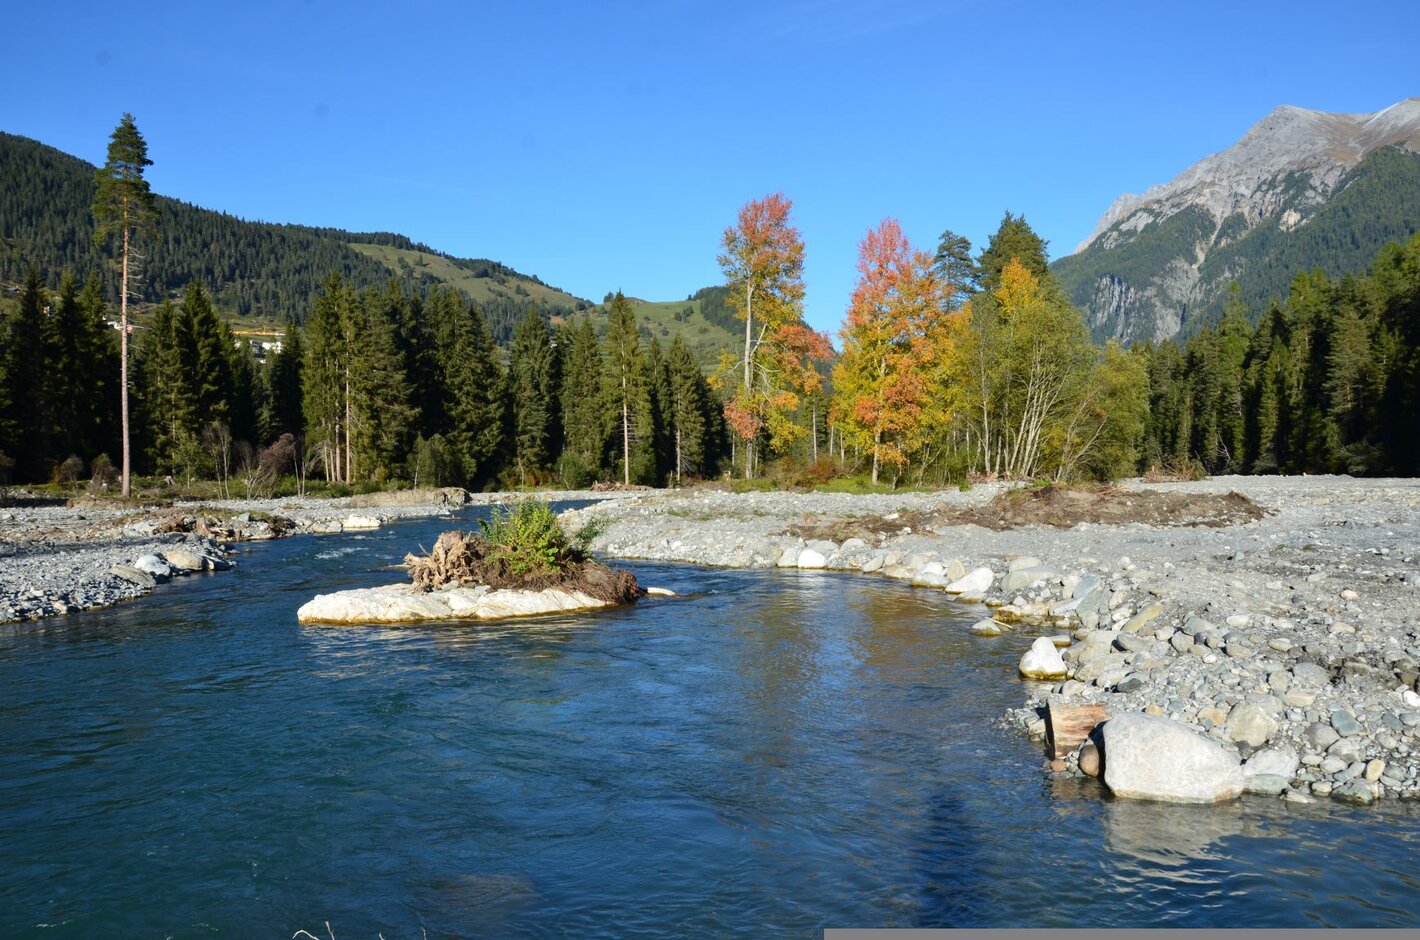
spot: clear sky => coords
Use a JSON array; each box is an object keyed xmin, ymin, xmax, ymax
[{"xmin": 4, "ymin": 0, "xmax": 1417, "ymax": 333}]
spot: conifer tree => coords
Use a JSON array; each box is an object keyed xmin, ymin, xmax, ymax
[
  {"xmin": 348, "ymin": 288, "xmax": 417, "ymax": 480},
  {"xmin": 603, "ymin": 292, "xmax": 655, "ymax": 485},
  {"xmin": 92, "ymin": 113, "xmax": 158, "ymax": 496},
  {"xmin": 509, "ymin": 307, "xmax": 556, "ymax": 484},
  {"xmin": 137, "ymin": 300, "xmax": 196, "ymax": 475},
  {"xmin": 303, "ymin": 274, "xmax": 353, "ymax": 482},
  {"xmin": 646, "ymin": 335, "xmax": 674, "ymax": 483},
  {"xmin": 266, "ymin": 317, "xmax": 304, "ymax": 439},
  {"xmin": 431, "ymin": 288, "xmax": 504, "ymax": 488},
  {"xmin": 667, "ymin": 335, "xmax": 709, "ymax": 482},
  {"xmin": 6, "ymin": 270, "xmax": 49, "ymax": 480},
  {"xmin": 558, "ymin": 314, "xmax": 606, "ymax": 486},
  {"xmin": 45, "ymin": 272, "xmax": 115, "ymax": 464}
]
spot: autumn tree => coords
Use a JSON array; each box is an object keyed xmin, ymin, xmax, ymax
[
  {"xmin": 92, "ymin": 113, "xmax": 158, "ymax": 496},
  {"xmin": 832, "ymin": 219, "xmax": 951, "ymax": 484},
  {"xmin": 718, "ymin": 193, "xmax": 826, "ymax": 477}
]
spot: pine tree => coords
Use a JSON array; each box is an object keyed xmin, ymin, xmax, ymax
[
  {"xmin": 45, "ymin": 272, "xmax": 115, "ymax": 464},
  {"xmin": 8, "ymin": 269, "xmax": 51, "ymax": 481},
  {"xmin": 603, "ymin": 292, "xmax": 655, "ymax": 485},
  {"xmin": 509, "ymin": 306, "xmax": 556, "ymax": 484},
  {"xmin": 932, "ymin": 229, "xmax": 978, "ymax": 307},
  {"xmin": 667, "ymin": 335, "xmax": 709, "ymax": 482},
  {"xmin": 558, "ymin": 314, "xmax": 606, "ymax": 485},
  {"xmin": 976, "ymin": 212, "xmax": 1050, "ymax": 292},
  {"xmin": 137, "ymin": 300, "xmax": 196, "ymax": 476},
  {"xmin": 92, "ymin": 113, "xmax": 158, "ymax": 496},
  {"xmin": 348, "ymin": 288, "xmax": 417, "ymax": 481},
  {"xmin": 431, "ymin": 288, "xmax": 504, "ymax": 488},
  {"xmin": 266, "ymin": 317, "xmax": 304, "ymax": 439},
  {"xmin": 303, "ymin": 274, "xmax": 353, "ymax": 482},
  {"xmin": 646, "ymin": 335, "xmax": 674, "ymax": 483}
]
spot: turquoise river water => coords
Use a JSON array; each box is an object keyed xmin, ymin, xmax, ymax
[{"xmin": 3, "ymin": 504, "xmax": 1420, "ymax": 936}]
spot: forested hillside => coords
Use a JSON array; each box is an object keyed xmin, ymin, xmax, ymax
[{"xmin": 0, "ymin": 132, "xmax": 585, "ymax": 340}]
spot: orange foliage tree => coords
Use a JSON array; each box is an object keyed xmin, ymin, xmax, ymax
[
  {"xmin": 831, "ymin": 219, "xmax": 953, "ymax": 484},
  {"xmin": 717, "ymin": 193, "xmax": 829, "ymax": 477}
]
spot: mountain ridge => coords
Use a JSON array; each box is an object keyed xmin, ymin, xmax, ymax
[{"xmin": 1054, "ymin": 97, "xmax": 1420, "ymax": 343}]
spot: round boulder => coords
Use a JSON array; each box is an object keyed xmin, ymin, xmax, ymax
[{"xmin": 1101, "ymin": 713, "xmax": 1245, "ymax": 804}]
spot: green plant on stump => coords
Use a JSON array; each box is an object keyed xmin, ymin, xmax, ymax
[
  {"xmin": 404, "ymin": 499, "xmax": 634, "ymax": 604},
  {"xmin": 480, "ymin": 498, "xmax": 571, "ymax": 576}
]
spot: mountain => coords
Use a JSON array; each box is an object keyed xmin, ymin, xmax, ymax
[
  {"xmin": 1053, "ymin": 98, "xmax": 1420, "ymax": 343},
  {"xmin": 0, "ymin": 132, "xmax": 579, "ymax": 343}
]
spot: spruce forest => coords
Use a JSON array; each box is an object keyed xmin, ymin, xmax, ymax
[{"xmin": 1, "ymin": 120, "xmax": 1419, "ymax": 493}]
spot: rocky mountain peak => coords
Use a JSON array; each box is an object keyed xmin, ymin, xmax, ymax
[{"xmin": 1074, "ymin": 98, "xmax": 1420, "ymax": 254}]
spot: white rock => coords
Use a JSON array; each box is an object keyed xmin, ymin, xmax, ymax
[
  {"xmin": 776, "ymin": 545, "xmax": 802, "ymax": 568},
  {"xmin": 796, "ymin": 548, "xmax": 827, "ymax": 570},
  {"xmin": 1101, "ymin": 713, "xmax": 1246, "ymax": 804},
  {"xmin": 297, "ymin": 583, "xmax": 617, "ymax": 624},
  {"xmin": 645, "ymin": 587, "xmax": 676, "ymax": 597},
  {"xmin": 1007, "ymin": 556, "xmax": 1043, "ymax": 573},
  {"xmin": 1244, "ymin": 745, "xmax": 1300, "ymax": 780},
  {"xmin": 342, "ymin": 514, "xmax": 382, "ymax": 530},
  {"xmin": 1019, "ymin": 636, "xmax": 1068, "ymax": 680},
  {"xmin": 133, "ymin": 554, "xmax": 172, "ymax": 580},
  {"xmin": 946, "ymin": 566, "xmax": 993, "ymax": 595},
  {"xmin": 911, "ymin": 562, "xmax": 947, "ymax": 587},
  {"xmin": 970, "ymin": 619, "xmax": 1003, "ymax": 637}
]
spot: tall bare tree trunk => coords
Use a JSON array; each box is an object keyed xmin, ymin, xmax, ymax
[
  {"xmin": 344, "ymin": 368, "xmax": 353, "ymax": 485},
  {"xmin": 871, "ymin": 429, "xmax": 881, "ymax": 485},
  {"xmin": 119, "ymin": 222, "xmax": 131, "ymax": 497},
  {"xmin": 675, "ymin": 426, "xmax": 682, "ymax": 485}
]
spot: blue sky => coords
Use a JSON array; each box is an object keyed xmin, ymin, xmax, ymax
[{"xmin": 4, "ymin": 0, "xmax": 1417, "ymax": 333}]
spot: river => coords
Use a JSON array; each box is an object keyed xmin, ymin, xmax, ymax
[{"xmin": 3, "ymin": 505, "xmax": 1419, "ymax": 936}]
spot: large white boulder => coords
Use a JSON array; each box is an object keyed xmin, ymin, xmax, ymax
[
  {"xmin": 945, "ymin": 566, "xmax": 993, "ymax": 595},
  {"xmin": 1018, "ymin": 636, "xmax": 1068, "ymax": 680},
  {"xmin": 342, "ymin": 514, "xmax": 382, "ymax": 530},
  {"xmin": 297, "ymin": 583, "xmax": 616, "ymax": 624},
  {"xmin": 796, "ymin": 548, "xmax": 827, "ymax": 569},
  {"xmin": 1102, "ymin": 713, "xmax": 1245, "ymax": 804}
]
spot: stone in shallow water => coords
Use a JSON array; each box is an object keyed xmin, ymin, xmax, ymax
[
  {"xmin": 969, "ymin": 619, "xmax": 1003, "ymax": 637},
  {"xmin": 1101, "ymin": 713, "xmax": 1245, "ymax": 804},
  {"xmin": 946, "ymin": 567, "xmax": 993, "ymax": 595},
  {"xmin": 297, "ymin": 583, "xmax": 616, "ymax": 624},
  {"xmin": 796, "ymin": 548, "xmax": 827, "ymax": 570}
]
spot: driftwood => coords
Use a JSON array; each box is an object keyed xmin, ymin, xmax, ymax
[{"xmin": 1046, "ymin": 701, "xmax": 1108, "ymax": 758}]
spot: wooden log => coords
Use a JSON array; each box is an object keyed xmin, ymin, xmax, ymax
[{"xmin": 1046, "ymin": 701, "xmax": 1108, "ymax": 758}]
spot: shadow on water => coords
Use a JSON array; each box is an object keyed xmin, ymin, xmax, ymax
[{"xmin": 3, "ymin": 506, "xmax": 1420, "ymax": 935}]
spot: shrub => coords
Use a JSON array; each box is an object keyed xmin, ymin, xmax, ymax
[
  {"xmin": 89, "ymin": 453, "xmax": 118, "ymax": 491},
  {"xmin": 480, "ymin": 499, "xmax": 574, "ymax": 576},
  {"xmin": 58, "ymin": 455, "xmax": 85, "ymax": 484}
]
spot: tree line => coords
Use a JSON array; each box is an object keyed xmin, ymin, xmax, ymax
[
  {"xmin": 4, "ymin": 114, "xmax": 1418, "ymax": 491},
  {"xmin": 0, "ymin": 270, "xmax": 729, "ymax": 493},
  {"xmin": 1138, "ymin": 231, "xmax": 1420, "ymax": 476}
]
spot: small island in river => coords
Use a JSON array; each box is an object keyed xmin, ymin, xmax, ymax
[{"xmin": 297, "ymin": 500, "xmax": 643, "ymax": 625}]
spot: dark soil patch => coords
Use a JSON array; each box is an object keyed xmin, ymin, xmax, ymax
[
  {"xmin": 405, "ymin": 530, "xmax": 641, "ymax": 605},
  {"xmin": 788, "ymin": 485, "xmax": 1269, "ymax": 541}
]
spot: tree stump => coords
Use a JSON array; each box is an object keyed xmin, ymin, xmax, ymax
[{"xmin": 1046, "ymin": 702, "xmax": 1108, "ymax": 758}]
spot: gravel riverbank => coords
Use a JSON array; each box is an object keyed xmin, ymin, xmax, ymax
[
  {"xmin": 562, "ymin": 476, "xmax": 1420, "ymax": 806},
  {"xmin": 0, "ymin": 486, "xmax": 635, "ymax": 625}
]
